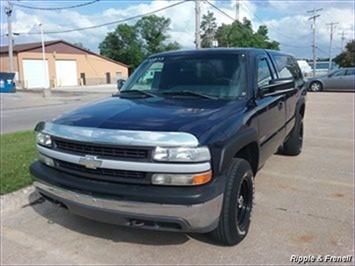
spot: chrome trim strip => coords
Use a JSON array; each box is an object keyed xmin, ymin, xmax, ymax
[
  {"xmin": 34, "ymin": 181, "xmax": 223, "ymax": 228},
  {"xmin": 37, "ymin": 145, "xmax": 211, "ymax": 173},
  {"xmin": 40, "ymin": 122, "xmax": 199, "ymax": 147}
]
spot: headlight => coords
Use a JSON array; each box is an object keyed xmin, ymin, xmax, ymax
[
  {"xmin": 152, "ymin": 171, "xmax": 212, "ymax": 186},
  {"xmin": 36, "ymin": 132, "xmax": 52, "ymax": 147},
  {"xmin": 153, "ymin": 146, "xmax": 210, "ymax": 162}
]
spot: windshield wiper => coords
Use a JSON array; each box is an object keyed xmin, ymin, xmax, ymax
[
  {"xmin": 115, "ymin": 90, "xmax": 157, "ymax": 98},
  {"xmin": 161, "ymin": 90, "xmax": 217, "ymax": 100}
]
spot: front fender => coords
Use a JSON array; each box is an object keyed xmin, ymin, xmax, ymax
[{"xmin": 216, "ymin": 127, "xmax": 259, "ymax": 175}]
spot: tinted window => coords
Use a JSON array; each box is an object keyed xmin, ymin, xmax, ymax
[
  {"xmin": 333, "ymin": 69, "xmax": 346, "ymax": 77},
  {"xmin": 273, "ymin": 55, "xmax": 301, "ymax": 79},
  {"xmin": 257, "ymin": 59, "xmax": 273, "ymax": 87},
  {"xmin": 346, "ymin": 69, "xmax": 355, "ymax": 76},
  {"xmin": 123, "ymin": 54, "xmax": 248, "ymax": 99}
]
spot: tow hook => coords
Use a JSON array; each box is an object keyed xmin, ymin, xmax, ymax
[{"xmin": 131, "ymin": 220, "xmax": 145, "ymax": 227}]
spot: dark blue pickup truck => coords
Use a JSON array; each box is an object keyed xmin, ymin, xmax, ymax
[{"xmin": 30, "ymin": 48, "xmax": 306, "ymax": 246}]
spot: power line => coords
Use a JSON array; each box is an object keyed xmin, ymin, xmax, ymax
[
  {"xmin": 205, "ymin": 1, "xmax": 236, "ymax": 23},
  {"xmin": 205, "ymin": 0, "xmax": 259, "ymax": 47},
  {"xmin": 240, "ymin": 0, "xmax": 308, "ymax": 42},
  {"xmin": 278, "ymin": 43, "xmax": 310, "ymax": 49},
  {"xmin": 11, "ymin": 0, "xmax": 101, "ymax": 11},
  {"xmin": 205, "ymin": 0, "xmax": 309, "ymax": 49},
  {"xmin": 15, "ymin": 1, "xmax": 189, "ymax": 35},
  {"xmin": 316, "ymin": 47, "xmax": 329, "ymax": 56}
]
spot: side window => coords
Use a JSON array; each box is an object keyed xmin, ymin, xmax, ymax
[
  {"xmin": 333, "ymin": 69, "xmax": 346, "ymax": 77},
  {"xmin": 290, "ymin": 57, "xmax": 303, "ymax": 79},
  {"xmin": 257, "ymin": 58, "xmax": 273, "ymax": 87},
  {"xmin": 273, "ymin": 55, "xmax": 301, "ymax": 79},
  {"xmin": 346, "ymin": 69, "xmax": 355, "ymax": 76}
]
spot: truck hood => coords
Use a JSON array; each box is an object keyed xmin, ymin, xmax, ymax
[{"xmin": 53, "ymin": 96, "xmax": 244, "ymax": 138}]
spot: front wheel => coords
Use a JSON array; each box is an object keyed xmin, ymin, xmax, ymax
[
  {"xmin": 310, "ymin": 81, "xmax": 323, "ymax": 92},
  {"xmin": 209, "ymin": 158, "xmax": 254, "ymax": 246}
]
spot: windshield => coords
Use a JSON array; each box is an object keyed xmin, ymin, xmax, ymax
[{"xmin": 121, "ymin": 54, "xmax": 248, "ymax": 100}]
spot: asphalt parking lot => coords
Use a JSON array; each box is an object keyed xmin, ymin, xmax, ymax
[{"xmin": 1, "ymin": 92, "xmax": 354, "ymax": 265}]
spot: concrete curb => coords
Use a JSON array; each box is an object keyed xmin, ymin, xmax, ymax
[{"xmin": 1, "ymin": 185, "xmax": 39, "ymax": 214}]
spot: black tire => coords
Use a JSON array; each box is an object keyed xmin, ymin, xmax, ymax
[
  {"xmin": 283, "ymin": 113, "xmax": 304, "ymax": 156},
  {"xmin": 209, "ymin": 158, "xmax": 254, "ymax": 246},
  {"xmin": 309, "ymin": 81, "xmax": 323, "ymax": 92}
]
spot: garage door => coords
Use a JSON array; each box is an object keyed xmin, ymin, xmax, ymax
[
  {"xmin": 55, "ymin": 60, "xmax": 78, "ymax": 86},
  {"xmin": 22, "ymin": 59, "xmax": 49, "ymax": 89}
]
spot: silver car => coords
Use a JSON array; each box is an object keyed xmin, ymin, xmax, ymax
[{"xmin": 308, "ymin": 68, "xmax": 355, "ymax": 92}]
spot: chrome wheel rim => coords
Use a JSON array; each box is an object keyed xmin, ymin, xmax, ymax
[
  {"xmin": 311, "ymin": 82, "xmax": 321, "ymax": 92},
  {"xmin": 236, "ymin": 178, "xmax": 250, "ymax": 226}
]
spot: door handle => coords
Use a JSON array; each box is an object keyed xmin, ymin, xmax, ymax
[{"xmin": 278, "ymin": 102, "xmax": 283, "ymax": 110}]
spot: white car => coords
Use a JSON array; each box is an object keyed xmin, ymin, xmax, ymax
[{"xmin": 297, "ymin": 60, "xmax": 312, "ymax": 78}]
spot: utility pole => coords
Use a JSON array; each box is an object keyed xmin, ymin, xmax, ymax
[
  {"xmin": 195, "ymin": 0, "xmax": 201, "ymax": 49},
  {"xmin": 39, "ymin": 23, "xmax": 50, "ymax": 97},
  {"xmin": 5, "ymin": 1, "xmax": 13, "ymax": 73},
  {"xmin": 326, "ymin": 22, "xmax": 338, "ymax": 73},
  {"xmin": 339, "ymin": 30, "xmax": 346, "ymax": 51},
  {"xmin": 307, "ymin": 8, "xmax": 322, "ymax": 78},
  {"xmin": 235, "ymin": 0, "xmax": 240, "ymax": 22}
]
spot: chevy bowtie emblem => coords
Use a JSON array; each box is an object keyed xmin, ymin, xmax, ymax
[{"xmin": 79, "ymin": 155, "xmax": 102, "ymax": 169}]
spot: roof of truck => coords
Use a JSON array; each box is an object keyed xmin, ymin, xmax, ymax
[{"xmin": 149, "ymin": 48, "xmax": 294, "ymax": 58}]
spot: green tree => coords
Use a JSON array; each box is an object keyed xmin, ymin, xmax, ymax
[
  {"xmin": 99, "ymin": 15, "xmax": 181, "ymax": 69},
  {"xmin": 254, "ymin": 25, "xmax": 279, "ymax": 50},
  {"xmin": 136, "ymin": 15, "xmax": 181, "ymax": 54},
  {"xmin": 201, "ymin": 11, "xmax": 217, "ymax": 48},
  {"xmin": 215, "ymin": 18, "xmax": 279, "ymax": 50},
  {"xmin": 334, "ymin": 40, "xmax": 355, "ymax": 67},
  {"xmin": 99, "ymin": 24, "xmax": 144, "ymax": 69}
]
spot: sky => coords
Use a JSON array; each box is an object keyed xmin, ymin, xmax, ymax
[{"xmin": 1, "ymin": 0, "xmax": 354, "ymax": 60}]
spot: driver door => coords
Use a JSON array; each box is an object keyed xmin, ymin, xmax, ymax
[
  {"xmin": 256, "ymin": 56, "xmax": 286, "ymax": 164},
  {"xmin": 325, "ymin": 69, "xmax": 347, "ymax": 90}
]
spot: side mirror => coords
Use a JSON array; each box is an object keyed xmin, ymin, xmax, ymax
[
  {"xmin": 117, "ymin": 79, "xmax": 126, "ymax": 91},
  {"xmin": 259, "ymin": 78, "xmax": 295, "ymax": 97}
]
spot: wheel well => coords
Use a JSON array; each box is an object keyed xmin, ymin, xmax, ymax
[
  {"xmin": 299, "ymin": 104, "xmax": 305, "ymax": 118},
  {"xmin": 234, "ymin": 142, "xmax": 259, "ymax": 175}
]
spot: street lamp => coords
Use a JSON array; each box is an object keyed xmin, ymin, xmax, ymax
[{"xmin": 38, "ymin": 23, "xmax": 50, "ymax": 97}]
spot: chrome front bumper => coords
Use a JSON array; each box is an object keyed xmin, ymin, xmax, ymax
[{"xmin": 34, "ymin": 181, "xmax": 223, "ymax": 232}]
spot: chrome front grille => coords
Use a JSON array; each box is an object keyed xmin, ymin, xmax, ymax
[{"xmin": 52, "ymin": 137, "xmax": 149, "ymax": 160}]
